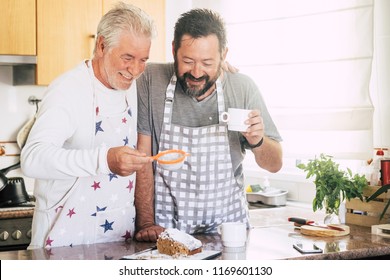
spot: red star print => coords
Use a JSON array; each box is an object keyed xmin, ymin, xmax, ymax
[
  {"xmin": 45, "ymin": 248, "xmax": 53, "ymax": 256},
  {"xmin": 96, "ymin": 106, "xmax": 100, "ymax": 116},
  {"xmin": 127, "ymin": 180, "xmax": 134, "ymax": 192},
  {"xmin": 91, "ymin": 181, "xmax": 101, "ymax": 191},
  {"xmin": 67, "ymin": 207, "xmax": 76, "ymax": 218},
  {"xmin": 122, "ymin": 117, "xmax": 127, "ymax": 123},
  {"xmin": 46, "ymin": 236, "xmax": 54, "ymax": 247},
  {"xmin": 121, "ymin": 230, "xmax": 132, "ymax": 241}
]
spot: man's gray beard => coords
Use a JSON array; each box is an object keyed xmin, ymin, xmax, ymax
[
  {"xmin": 182, "ymin": 80, "xmax": 214, "ymax": 98},
  {"xmin": 174, "ymin": 59, "xmax": 222, "ymax": 98}
]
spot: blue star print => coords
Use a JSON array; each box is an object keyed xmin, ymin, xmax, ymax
[
  {"xmin": 95, "ymin": 121, "xmax": 104, "ymax": 135},
  {"xmin": 109, "ymin": 173, "xmax": 118, "ymax": 181},
  {"xmin": 100, "ymin": 219, "xmax": 114, "ymax": 233},
  {"xmin": 123, "ymin": 136, "xmax": 129, "ymax": 146},
  {"xmin": 127, "ymin": 108, "xmax": 132, "ymax": 117},
  {"xmin": 91, "ymin": 205, "xmax": 107, "ymax": 217}
]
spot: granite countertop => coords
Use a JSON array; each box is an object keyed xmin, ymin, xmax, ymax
[
  {"xmin": 0, "ymin": 206, "xmax": 34, "ymax": 219},
  {"xmin": 1, "ymin": 202, "xmax": 389, "ymax": 260}
]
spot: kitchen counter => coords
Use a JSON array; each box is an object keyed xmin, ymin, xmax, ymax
[{"xmin": 1, "ymin": 203, "xmax": 390, "ymax": 260}]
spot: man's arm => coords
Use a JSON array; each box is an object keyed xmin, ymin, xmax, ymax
[
  {"xmin": 243, "ymin": 110, "xmax": 283, "ymax": 173},
  {"xmin": 134, "ymin": 133, "xmax": 164, "ymax": 242},
  {"xmin": 251, "ymin": 136, "xmax": 283, "ymax": 173}
]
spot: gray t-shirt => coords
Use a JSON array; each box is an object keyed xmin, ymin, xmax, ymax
[{"xmin": 137, "ymin": 63, "xmax": 282, "ymax": 183}]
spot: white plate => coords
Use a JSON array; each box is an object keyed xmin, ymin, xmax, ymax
[{"xmin": 121, "ymin": 249, "xmax": 221, "ymax": 260}]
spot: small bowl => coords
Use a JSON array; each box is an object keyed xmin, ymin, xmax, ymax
[{"xmin": 153, "ymin": 149, "xmax": 190, "ymax": 171}]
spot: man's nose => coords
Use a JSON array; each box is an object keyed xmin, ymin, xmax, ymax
[
  {"xmin": 127, "ymin": 60, "xmax": 145, "ymax": 79},
  {"xmin": 190, "ymin": 63, "xmax": 203, "ymax": 78}
]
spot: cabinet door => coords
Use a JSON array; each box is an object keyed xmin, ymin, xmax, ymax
[
  {"xmin": 103, "ymin": 0, "xmax": 166, "ymax": 62},
  {"xmin": 0, "ymin": 0, "xmax": 36, "ymax": 55},
  {"xmin": 36, "ymin": 0, "xmax": 102, "ymax": 85}
]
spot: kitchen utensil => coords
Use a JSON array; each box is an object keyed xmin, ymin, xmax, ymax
[
  {"xmin": 0, "ymin": 162, "xmax": 30, "ymax": 207},
  {"xmin": 0, "ymin": 162, "xmax": 21, "ymax": 191},
  {"xmin": 288, "ymin": 217, "xmax": 314, "ymax": 225},
  {"xmin": 371, "ymin": 224, "xmax": 390, "ymax": 237},
  {"xmin": 121, "ymin": 248, "xmax": 221, "ymax": 260},
  {"xmin": 16, "ymin": 116, "xmax": 36, "ymax": 149},
  {"xmin": 381, "ymin": 160, "xmax": 390, "ymax": 185},
  {"xmin": 247, "ymin": 189, "xmax": 288, "ymax": 206},
  {"xmin": 151, "ymin": 149, "xmax": 190, "ymax": 171},
  {"xmin": 0, "ymin": 177, "xmax": 30, "ymax": 207},
  {"xmin": 217, "ymin": 222, "xmax": 247, "ymax": 248},
  {"xmin": 221, "ymin": 108, "xmax": 251, "ymax": 132},
  {"xmin": 288, "ymin": 217, "xmax": 345, "ymax": 231},
  {"xmin": 300, "ymin": 224, "xmax": 350, "ymax": 237}
]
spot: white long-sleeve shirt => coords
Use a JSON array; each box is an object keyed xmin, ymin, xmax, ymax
[{"xmin": 21, "ymin": 60, "xmax": 136, "ymax": 210}]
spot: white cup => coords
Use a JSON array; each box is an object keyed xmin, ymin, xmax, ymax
[
  {"xmin": 222, "ymin": 246, "xmax": 247, "ymax": 260},
  {"xmin": 221, "ymin": 108, "xmax": 251, "ymax": 132},
  {"xmin": 217, "ymin": 222, "xmax": 247, "ymax": 248}
]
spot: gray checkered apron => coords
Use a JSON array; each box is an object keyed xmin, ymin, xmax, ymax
[{"xmin": 155, "ymin": 74, "xmax": 249, "ymax": 234}]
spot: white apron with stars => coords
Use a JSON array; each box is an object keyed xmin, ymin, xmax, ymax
[
  {"xmin": 42, "ymin": 64, "xmax": 137, "ymax": 248},
  {"xmin": 155, "ymin": 74, "xmax": 249, "ymax": 234}
]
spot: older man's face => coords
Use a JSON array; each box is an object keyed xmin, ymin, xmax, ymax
[{"xmin": 97, "ymin": 31, "xmax": 151, "ymax": 90}]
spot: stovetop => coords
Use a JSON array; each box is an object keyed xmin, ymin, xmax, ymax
[{"xmin": 0, "ymin": 202, "xmax": 34, "ymax": 250}]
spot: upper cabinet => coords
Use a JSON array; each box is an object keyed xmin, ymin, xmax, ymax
[
  {"xmin": 1, "ymin": 0, "xmax": 166, "ymax": 85},
  {"xmin": 0, "ymin": 0, "xmax": 36, "ymax": 55},
  {"xmin": 36, "ymin": 0, "xmax": 102, "ymax": 85},
  {"xmin": 37, "ymin": 0, "xmax": 165, "ymax": 85}
]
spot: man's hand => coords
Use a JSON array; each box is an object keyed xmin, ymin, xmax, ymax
[
  {"xmin": 107, "ymin": 146, "xmax": 153, "ymax": 176},
  {"xmin": 221, "ymin": 61, "xmax": 239, "ymax": 73},
  {"xmin": 242, "ymin": 109, "xmax": 264, "ymax": 146},
  {"xmin": 134, "ymin": 225, "xmax": 165, "ymax": 242}
]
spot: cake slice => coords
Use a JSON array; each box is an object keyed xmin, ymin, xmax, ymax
[{"xmin": 157, "ymin": 228, "xmax": 202, "ymax": 256}]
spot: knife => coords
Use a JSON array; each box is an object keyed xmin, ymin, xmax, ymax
[
  {"xmin": 288, "ymin": 217, "xmax": 345, "ymax": 231},
  {"xmin": 288, "ymin": 217, "xmax": 314, "ymax": 225}
]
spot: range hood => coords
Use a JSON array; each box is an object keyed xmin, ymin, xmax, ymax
[
  {"xmin": 0, "ymin": 55, "xmax": 36, "ymax": 85},
  {"xmin": 0, "ymin": 55, "xmax": 37, "ymax": 65}
]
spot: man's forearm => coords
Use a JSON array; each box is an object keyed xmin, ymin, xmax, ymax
[
  {"xmin": 135, "ymin": 162, "xmax": 155, "ymax": 231},
  {"xmin": 252, "ymin": 136, "xmax": 283, "ymax": 173}
]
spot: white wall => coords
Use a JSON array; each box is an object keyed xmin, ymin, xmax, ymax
[{"xmin": 0, "ymin": 66, "xmax": 46, "ymax": 192}]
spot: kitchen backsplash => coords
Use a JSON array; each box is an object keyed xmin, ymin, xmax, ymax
[{"xmin": 0, "ymin": 66, "xmax": 47, "ymax": 192}]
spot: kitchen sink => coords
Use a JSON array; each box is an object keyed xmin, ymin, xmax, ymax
[{"xmin": 246, "ymin": 188, "xmax": 288, "ymax": 207}]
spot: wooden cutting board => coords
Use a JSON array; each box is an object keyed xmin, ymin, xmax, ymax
[{"xmin": 300, "ymin": 224, "xmax": 350, "ymax": 237}]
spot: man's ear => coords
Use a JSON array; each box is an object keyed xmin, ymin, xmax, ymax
[
  {"xmin": 95, "ymin": 36, "xmax": 106, "ymax": 56},
  {"xmin": 171, "ymin": 41, "xmax": 176, "ymax": 57},
  {"xmin": 222, "ymin": 47, "xmax": 228, "ymax": 61}
]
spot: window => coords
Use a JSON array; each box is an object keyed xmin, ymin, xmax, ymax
[
  {"xmin": 215, "ymin": 0, "xmax": 375, "ymax": 160},
  {"xmin": 166, "ymin": 0, "xmax": 389, "ymax": 176}
]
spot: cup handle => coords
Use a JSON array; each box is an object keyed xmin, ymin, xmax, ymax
[{"xmin": 221, "ymin": 112, "xmax": 229, "ymax": 123}]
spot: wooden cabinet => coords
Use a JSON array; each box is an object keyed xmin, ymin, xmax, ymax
[
  {"xmin": 36, "ymin": 0, "xmax": 102, "ymax": 85},
  {"xmin": 1, "ymin": 0, "xmax": 165, "ymax": 85},
  {"xmin": 0, "ymin": 0, "xmax": 36, "ymax": 55}
]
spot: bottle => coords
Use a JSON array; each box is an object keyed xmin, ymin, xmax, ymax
[
  {"xmin": 263, "ymin": 176, "xmax": 270, "ymax": 191},
  {"xmin": 370, "ymin": 149, "xmax": 384, "ymax": 186}
]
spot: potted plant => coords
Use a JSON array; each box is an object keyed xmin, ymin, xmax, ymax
[{"xmin": 297, "ymin": 154, "xmax": 367, "ymax": 223}]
